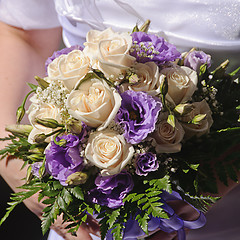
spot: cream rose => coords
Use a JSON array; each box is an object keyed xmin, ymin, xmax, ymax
[
  {"xmin": 180, "ymin": 100, "xmax": 213, "ymax": 139},
  {"xmin": 47, "ymin": 50, "xmax": 90, "ymax": 90},
  {"xmin": 160, "ymin": 64, "xmax": 198, "ymax": 105},
  {"xmin": 85, "ymin": 130, "xmax": 134, "ymax": 175},
  {"xmin": 151, "ymin": 112, "xmax": 185, "ymax": 153},
  {"xmin": 66, "ymin": 78, "xmax": 121, "ymax": 130},
  {"xmin": 27, "ymin": 101, "xmax": 62, "ymax": 144},
  {"xmin": 120, "ymin": 62, "xmax": 163, "ymax": 96},
  {"xmin": 83, "ymin": 28, "xmax": 135, "ymax": 78}
]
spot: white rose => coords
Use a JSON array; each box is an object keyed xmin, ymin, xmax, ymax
[
  {"xmin": 180, "ymin": 100, "xmax": 213, "ymax": 139},
  {"xmin": 27, "ymin": 101, "xmax": 62, "ymax": 144},
  {"xmin": 66, "ymin": 78, "xmax": 121, "ymax": 130},
  {"xmin": 47, "ymin": 50, "xmax": 90, "ymax": 90},
  {"xmin": 85, "ymin": 130, "xmax": 134, "ymax": 175},
  {"xmin": 151, "ymin": 112, "xmax": 185, "ymax": 153},
  {"xmin": 83, "ymin": 28, "xmax": 135, "ymax": 78},
  {"xmin": 120, "ymin": 62, "xmax": 163, "ymax": 96},
  {"xmin": 160, "ymin": 64, "xmax": 198, "ymax": 105}
]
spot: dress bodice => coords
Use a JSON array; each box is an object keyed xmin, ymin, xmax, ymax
[{"xmin": 55, "ymin": 0, "xmax": 240, "ymax": 68}]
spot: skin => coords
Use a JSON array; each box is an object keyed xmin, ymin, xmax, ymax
[
  {"xmin": 0, "ymin": 21, "xmax": 99, "ymax": 239},
  {"xmin": 0, "ymin": 21, "xmax": 239, "ymax": 240}
]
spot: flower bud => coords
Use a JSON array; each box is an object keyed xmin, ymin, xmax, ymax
[
  {"xmin": 190, "ymin": 114, "xmax": 207, "ymax": 125},
  {"xmin": 29, "ymin": 147, "xmax": 45, "ymax": 154},
  {"xmin": 212, "ymin": 59, "xmax": 229, "ymax": 79},
  {"xmin": 16, "ymin": 106, "xmax": 25, "ymax": 123},
  {"xmin": 128, "ymin": 73, "xmax": 139, "ymax": 84},
  {"xmin": 139, "ymin": 19, "xmax": 151, "ymax": 33},
  {"xmin": 35, "ymin": 76, "xmax": 49, "ymax": 89},
  {"xmin": 34, "ymin": 133, "xmax": 48, "ymax": 143},
  {"xmin": 174, "ymin": 103, "xmax": 193, "ymax": 116},
  {"xmin": 35, "ymin": 118, "xmax": 60, "ymax": 128},
  {"xmin": 66, "ymin": 172, "xmax": 88, "ymax": 185},
  {"xmin": 5, "ymin": 124, "xmax": 33, "ymax": 137},
  {"xmin": 66, "ymin": 119, "xmax": 83, "ymax": 135},
  {"xmin": 27, "ymin": 154, "xmax": 44, "ymax": 162},
  {"xmin": 26, "ymin": 165, "xmax": 33, "ymax": 184}
]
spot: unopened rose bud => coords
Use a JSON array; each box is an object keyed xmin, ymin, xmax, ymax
[
  {"xmin": 66, "ymin": 172, "xmax": 88, "ymax": 185},
  {"xmin": 35, "ymin": 76, "xmax": 49, "ymax": 89},
  {"xmin": 5, "ymin": 124, "xmax": 33, "ymax": 137},
  {"xmin": 66, "ymin": 119, "xmax": 82, "ymax": 135},
  {"xmin": 16, "ymin": 106, "xmax": 25, "ymax": 123},
  {"xmin": 35, "ymin": 118, "xmax": 60, "ymax": 128},
  {"xmin": 34, "ymin": 133, "xmax": 47, "ymax": 143}
]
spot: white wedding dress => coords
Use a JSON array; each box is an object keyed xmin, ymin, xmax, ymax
[{"xmin": 1, "ymin": 0, "xmax": 240, "ymax": 239}]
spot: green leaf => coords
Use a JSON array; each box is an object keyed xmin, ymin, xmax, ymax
[
  {"xmin": 230, "ymin": 66, "xmax": 240, "ymax": 76},
  {"xmin": 123, "ymin": 193, "xmax": 137, "ymax": 202},
  {"xmin": 61, "ymin": 189, "xmax": 73, "ymax": 205},
  {"xmin": 42, "ymin": 198, "xmax": 56, "ymax": 205},
  {"xmin": 189, "ymin": 164, "xmax": 199, "ymax": 171},
  {"xmin": 132, "ymin": 193, "xmax": 145, "ymax": 202},
  {"xmin": 69, "ymin": 186, "xmax": 84, "ymax": 200},
  {"xmin": 142, "ymin": 202, "xmax": 150, "ymax": 211},
  {"xmin": 81, "ymin": 214, "xmax": 88, "ymax": 223},
  {"xmin": 57, "ymin": 196, "xmax": 67, "ymax": 211},
  {"xmin": 107, "ymin": 209, "xmax": 120, "ymax": 228},
  {"xmin": 136, "ymin": 213, "xmax": 149, "ymax": 234},
  {"xmin": 111, "ymin": 223, "xmax": 124, "ymax": 240},
  {"xmin": 41, "ymin": 215, "xmax": 53, "ymax": 235},
  {"xmin": 149, "ymin": 176, "xmax": 172, "ymax": 193},
  {"xmin": 53, "ymin": 181, "xmax": 63, "ymax": 190},
  {"xmin": 138, "ymin": 197, "xmax": 148, "ymax": 205}
]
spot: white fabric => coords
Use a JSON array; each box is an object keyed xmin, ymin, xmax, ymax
[
  {"xmin": 54, "ymin": 0, "xmax": 240, "ymax": 69},
  {"xmin": 0, "ymin": 0, "xmax": 60, "ymax": 29}
]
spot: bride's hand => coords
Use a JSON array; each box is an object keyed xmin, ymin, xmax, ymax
[{"xmin": 50, "ymin": 215, "xmax": 100, "ymax": 240}]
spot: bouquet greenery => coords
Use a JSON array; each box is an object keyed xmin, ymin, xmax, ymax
[{"xmin": 1, "ymin": 21, "xmax": 240, "ymax": 239}]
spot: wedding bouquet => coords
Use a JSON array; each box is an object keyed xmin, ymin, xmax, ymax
[{"xmin": 1, "ymin": 21, "xmax": 240, "ymax": 240}]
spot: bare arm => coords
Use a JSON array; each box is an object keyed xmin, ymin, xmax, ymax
[
  {"xmin": 0, "ymin": 22, "xmax": 100, "ymax": 239},
  {"xmin": 0, "ymin": 21, "xmax": 62, "ymax": 214}
]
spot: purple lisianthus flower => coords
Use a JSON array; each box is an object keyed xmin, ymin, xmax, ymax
[
  {"xmin": 135, "ymin": 152, "xmax": 159, "ymax": 176},
  {"xmin": 45, "ymin": 45, "xmax": 83, "ymax": 73},
  {"xmin": 32, "ymin": 162, "xmax": 44, "ymax": 178},
  {"xmin": 88, "ymin": 171, "xmax": 134, "ymax": 209},
  {"xmin": 130, "ymin": 32, "xmax": 181, "ymax": 66},
  {"xmin": 45, "ymin": 134, "xmax": 84, "ymax": 186},
  {"xmin": 184, "ymin": 50, "xmax": 211, "ymax": 73},
  {"xmin": 115, "ymin": 90, "xmax": 162, "ymax": 144}
]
